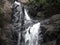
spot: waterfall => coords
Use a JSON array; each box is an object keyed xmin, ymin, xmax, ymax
[
  {"xmin": 25, "ymin": 23, "xmax": 40, "ymax": 45},
  {"xmin": 24, "ymin": 9, "xmax": 31, "ymax": 20},
  {"xmin": 11, "ymin": 1, "xmax": 43, "ymax": 45}
]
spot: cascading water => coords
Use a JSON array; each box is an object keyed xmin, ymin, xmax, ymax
[
  {"xmin": 24, "ymin": 9, "xmax": 41, "ymax": 45},
  {"xmin": 11, "ymin": 1, "xmax": 43, "ymax": 45}
]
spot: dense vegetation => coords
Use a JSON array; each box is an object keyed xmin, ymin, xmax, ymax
[{"xmin": 28, "ymin": 0, "xmax": 60, "ymax": 19}]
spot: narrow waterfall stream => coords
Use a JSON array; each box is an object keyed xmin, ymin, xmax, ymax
[
  {"xmin": 24, "ymin": 9, "xmax": 40, "ymax": 45},
  {"xmin": 11, "ymin": 1, "xmax": 43, "ymax": 45}
]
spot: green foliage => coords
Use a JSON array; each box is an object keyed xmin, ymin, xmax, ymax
[
  {"xmin": 28, "ymin": 0, "xmax": 47, "ymax": 5},
  {"xmin": 28, "ymin": 0, "xmax": 60, "ymax": 5},
  {"xmin": 28, "ymin": 0, "xmax": 60, "ymax": 19}
]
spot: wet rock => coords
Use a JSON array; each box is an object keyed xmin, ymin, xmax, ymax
[
  {"xmin": 40, "ymin": 14, "xmax": 60, "ymax": 45},
  {"xmin": 42, "ymin": 40, "xmax": 56, "ymax": 45}
]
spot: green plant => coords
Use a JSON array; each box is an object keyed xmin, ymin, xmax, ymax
[{"xmin": 28, "ymin": 0, "xmax": 60, "ymax": 19}]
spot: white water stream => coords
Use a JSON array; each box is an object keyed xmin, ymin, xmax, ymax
[{"xmin": 11, "ymin": 1, "xmax": 42, "ymax": 45}]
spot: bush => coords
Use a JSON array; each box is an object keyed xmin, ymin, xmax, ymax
[{"xmin": 28, "ymin": 0, "xmax": 60, "ymax": 19}]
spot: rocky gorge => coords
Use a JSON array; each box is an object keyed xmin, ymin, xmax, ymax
[{"xmin": 0, "ymin": 0, "xmax": 60, "ymax": 45}]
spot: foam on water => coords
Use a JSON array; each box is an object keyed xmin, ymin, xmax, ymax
[
  {"xmin": 11, "ymin": 1, "xmax": 42, "ymax": 45},
  {"xmin": 25, "ymin": 22, "xmax": 40, "ymax": 45},
  {"xmin": 24, "ymin": 9, "xmax": 31, "ymax": 20}
]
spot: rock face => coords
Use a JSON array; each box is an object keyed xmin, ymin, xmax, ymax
[
  {"xmin": 0, "ymin": 14, "xmax": 60, "ymax": 45},
  {"xmin": 40, "ymin": 14, "xmax": 60, "ymax": 45},
  {"xmin": 0, "ymin": 0, "xmax": 60, "ymax": 45}
]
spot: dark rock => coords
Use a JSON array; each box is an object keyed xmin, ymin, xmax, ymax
[{"xmin": 40, "ymin": 14, "xmax": 60, "ymax": 44}]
